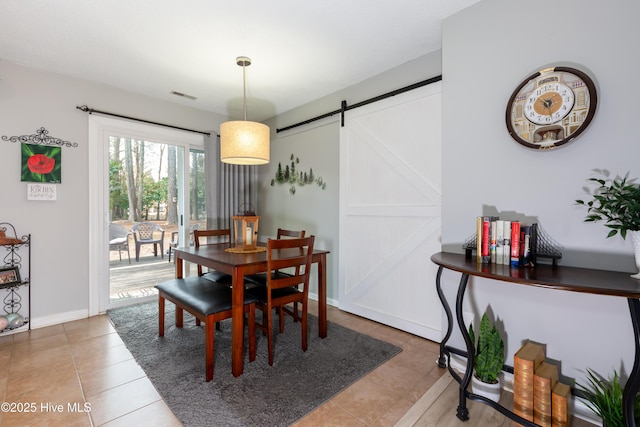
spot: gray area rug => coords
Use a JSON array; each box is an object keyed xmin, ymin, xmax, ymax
[{"xmin": 108, "ymin": 301, "xmax": 402, "ymax": 426}]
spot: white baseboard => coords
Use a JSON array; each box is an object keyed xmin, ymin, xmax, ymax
[
  {"xmin": 30, "ymin": 309, "xmax": 89, "ymax": 329},
  {"xmin": 308, "ymin": 292, "xmax": 338, "ymax": 308},
  {"xmin": 447, "ymin": 353, "xmax": 601, "ymax": 426}
]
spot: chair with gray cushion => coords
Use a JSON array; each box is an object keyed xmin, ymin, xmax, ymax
[
  {"xmin": 156, "ymin": 276, "xmax": 257, "ymax": 381},
  {"xmin": 109, "ymin": 222, "xmax": 131, "ymax": 264}
]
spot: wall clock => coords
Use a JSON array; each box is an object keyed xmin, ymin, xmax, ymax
[{"xmin": 506, "ymin": 66, "xmax": 597, "ymax": 150}]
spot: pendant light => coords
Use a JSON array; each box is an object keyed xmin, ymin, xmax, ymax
[{"xmin": 220, "ymin": 56, "xmax": 270, "ymax": 165}]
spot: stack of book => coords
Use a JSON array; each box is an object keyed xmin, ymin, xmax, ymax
[
  {"xmin": 533, "ymin": 362, "xmax": 559, "ymax": 426},
  {"xmin": 513, "ymin": 341, "xmax": 572, "ymax": 427},
  {"xmin": 475, "ymin": 216, "xmax": 535, "ymax": 266},
  {"xmin": 552, "ymin": 382, "xmax": 572, "ymax": 427},
  {"xmin": 514, "ymin": 341, "xmax": 545, "ymax": 423}
]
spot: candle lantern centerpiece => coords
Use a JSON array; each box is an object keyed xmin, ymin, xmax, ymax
[
  {"xmin": 232, "ymin": 214, "xmax": 260, "ymax": 251},
  {"xmin": 227, "ymin": 203, "xmax": 265, "ymax": 253}
]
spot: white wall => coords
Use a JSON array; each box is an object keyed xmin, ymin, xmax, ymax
[
  {"xmin": 441, "ymin": 0, "xmax": 640, "ymax": 385},
  {"xmin": 0, "ymin": 60, "xmax": 226, "ymax": 326}
]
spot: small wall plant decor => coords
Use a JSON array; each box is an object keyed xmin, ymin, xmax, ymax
[{"xmin": 270, "ymin": 153, "xmax": 327, "ymax": 195}]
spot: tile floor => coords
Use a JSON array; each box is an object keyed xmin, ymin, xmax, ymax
[{"xmin": 0, "ymin": 300, "xmax": 445, "ymax": 426}]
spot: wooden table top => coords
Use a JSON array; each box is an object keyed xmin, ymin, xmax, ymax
[{"xmin": 431, "ymin": 251, "xmax": 640, "ymax": 299}]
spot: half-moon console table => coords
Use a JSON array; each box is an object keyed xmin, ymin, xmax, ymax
[{"xmin": 431, "ymin": 251, "xmax": 640, "ymax": 427}]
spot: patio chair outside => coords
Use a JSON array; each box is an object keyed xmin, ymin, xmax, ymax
[
  {"xmin": 131, "ymin": 222, "xmax": 165, "ymax": 262},
  {"xmin": 109, "ymin": 222, "xmax": 131, "ymax": 264}
]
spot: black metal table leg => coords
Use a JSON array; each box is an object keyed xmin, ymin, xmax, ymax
[
  {"xmin": 624, "ymin": 298, "xmax": 640, "ymax": 427},
  {"xmin": 436, "ymin": 266, "xmax": 453, "ymax": 368},
  {"xmin": 456, "ymin": 273, "xmax": 472, "ymax": 421}
]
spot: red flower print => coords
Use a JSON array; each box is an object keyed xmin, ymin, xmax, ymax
[{"xmin": 27, "ymin": 154, "xmax": 55, "ymax": 174}]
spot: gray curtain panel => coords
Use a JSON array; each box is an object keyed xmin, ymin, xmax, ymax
[{"xmin": 204, "ymin": 133, "xmax": 258, "ymax": 235}]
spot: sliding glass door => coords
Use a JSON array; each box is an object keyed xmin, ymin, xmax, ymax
[
  {"xmin": 107, "ymin": 137, "xmax": 188, "ymax": 306},
  {"xmin": 88, "ymin": 116, "xmax": 205, "ymax": 314}
]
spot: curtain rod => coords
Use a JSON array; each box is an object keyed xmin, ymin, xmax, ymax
[
  {"xmin": 76, "ymin": 105, "xmax": 212, "ymax": 136},
  {"xmin": 276, "ymin": 74, "xmax": 442, "ymax": 133}
]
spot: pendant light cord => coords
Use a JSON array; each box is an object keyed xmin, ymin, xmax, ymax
[{"xmin": 242, "ymin": 62, "xmax": 247, "ymax": 121}]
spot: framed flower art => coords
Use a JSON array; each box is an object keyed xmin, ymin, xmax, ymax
[{"xmin": 21, "ymin": 143, "xmax": 61, "ymax": 183}]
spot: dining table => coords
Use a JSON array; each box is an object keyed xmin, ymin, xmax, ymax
[{"xmin": 172, "ymin": 241, "xmax": 330, "ymax": 377}]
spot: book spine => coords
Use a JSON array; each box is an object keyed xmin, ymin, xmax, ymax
[
  {"xmin": 529, "ymin": 223, "xmax": 538, "ymax": 265},
  {"xmin": 490, "ymin": 218, "xmax": 497, "ymax": 264},
  {"xmin": 476, "ymin": 216, "xmax": 482, "ymax": 263},
  {"xmin": 513, "ymin": 362, "xmax": 535, "ymax": 422},
  {"xmin": 521, "ymin": 225, "xmax": 531, "ymax": 265},
  {"xmin": 482, "ymin": 216, "xmax": 491, "ymax": 264},
  {"xmin": 510, "ymin": 221, "xmax": 521, "ymax": 266},
  {"xmin": 513, "ymin": 342, "xmax": 545, "ymax": 423},
  {"xmin": 496, "ymin": 220, "xmax": 505, "ymax": 265},
  {"xmin": 533, "ymin": 363, "xmax": 558, "ymax": 427},
  {"xmin": 503, "ymin": 221, "xmax": 511, "ymax": 265},
  {"xmin": 551, "ymin": 383, "xmax": 571, "ymax": 427}
]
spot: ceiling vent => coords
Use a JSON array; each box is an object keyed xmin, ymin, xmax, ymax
[{"xmin": 170, "ymin": 91, "xmax": 197, "ymax": 101}]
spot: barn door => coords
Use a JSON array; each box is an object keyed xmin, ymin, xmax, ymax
[{"xmin": 338, "ymin": 82, "xmax": 442, "ymax": 341}]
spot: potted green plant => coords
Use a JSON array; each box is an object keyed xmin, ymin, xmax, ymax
[
  {"xmin": 575, "ymin": 170, "xmax": 640, "ymax": 278},
  {"xmin": 575, "ymin": 171, "xmax": 640, "ymax": 239},
  {"xmin": 468, "ymin": 312, "xmax": 505, "ymax": 402},
  {"xmin": 574, "ymin": 368, "xmax": 640, "ymax": 427}
]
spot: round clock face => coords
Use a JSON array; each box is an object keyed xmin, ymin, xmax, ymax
[{"xmin": 506, "ymin": 66, "xmax": 597, "ymax": 150}]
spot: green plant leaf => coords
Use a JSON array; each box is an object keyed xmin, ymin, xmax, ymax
[{"xmin": 575, "ymin": 171, "xmax": 640, "ymax": 239}]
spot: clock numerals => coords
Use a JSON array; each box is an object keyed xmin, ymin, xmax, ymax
[
  {"xmin": 506, "ymin": 66, "xmax": 598, "ymax": 150},
  {"xmin": 523, "ymin": 82, "xmax": 575, "ymax": 125}
]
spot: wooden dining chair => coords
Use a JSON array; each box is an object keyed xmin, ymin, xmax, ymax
[
  {"xmin": 193, "ymin": 229, "xmax": 233, "ymax": 285},
  {"xmin": 244, "ymin": 228, "xmax": 306, "ymax": 327},
  {"xmin": 247, "ymin": 235, "xmax": 315, "ymax": 366},
  {"xmin": 155, "ymin": 276, "xmax": 257, "ymax": 381}
]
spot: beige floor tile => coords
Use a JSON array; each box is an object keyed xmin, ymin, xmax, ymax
[
  {"xmin": 369, "ymin": 362, "xmax": 444, "ymax": 404},
  {"xmin": 64, "ymin": 316, "xmax": 117, "ymax": 344},
  {"xmin": 79, "ymin": 358, "xmax": 146, "ymax": 397},
  {"xmin": 99, "ymin": 400, "xmax": 182, "ymax": 427},
  {"xmin": 292, "ymin": 399, "xmax": 367, "ymax": 426},
  {"xmin": 332, "ymin": 375, "xmax": 405, "ymax": 425},
  {"xmin": 0, "ymin": 334, "xmax": 14, "ymax": 347},
  {"xmin": 69, "ymin": 332, "xmax": 125, "ymax": 357},
  {"xmin": 10, "ymin": 329, "xmax": 68, "ymax": 356},
  {"xmin": 87, "ymin": 377, "xmax": 161, "ymax": 426},
  {"xmin": 364, "ymin": 323, "xmax": 415, "ymax": 348},
  {"xmin": 11, "ymin": 324, "xmax": 65, "ymax": 344},
  {"xmin": 371, "ymin": 396, "xmax": 416, "ymax": 426},
  {"xmin": 5, "ymin": 363, "xmax": 82, "ymax": 403},
  {"xmin": 73, "ymin": 342, "xmax": 134, "ymax": 372},
  {"xmin": 2, "ymin": 406, "xmax": 91, "ymax": 427},
  {"xmin": 8, "ymin": 344, "xmax": 75, "ymax": 377}
]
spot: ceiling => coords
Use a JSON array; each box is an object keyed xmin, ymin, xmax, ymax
[{"xmin": 0, "ymin": 0, "xmax": 480, "ymax": 122}]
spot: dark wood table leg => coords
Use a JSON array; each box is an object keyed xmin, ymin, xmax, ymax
[
  {"xmin": 174, "ymin": 255, "xmax": 184, "ymax": 328},
  {"xmin": 317, "ymin": 253, "xmax": 327, "ymax": 338},
  {"xmin": 175, "ymin": 254, "xmax": 183, "ymax": 279},
  {"xmin": 231, "ymin": 267, "xmax": 245, "ymax": 377},
  {"xmin": 158, "ymin": 296, "xmax": 165, "ymax": 337}
]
